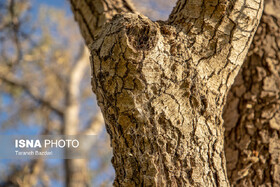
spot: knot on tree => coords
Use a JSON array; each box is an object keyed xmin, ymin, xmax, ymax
[
  {"xmin": 90, "ymin": 12, "xmax": 214, "ymax": 120},
  {"xmin": 126, "ymin": 15, "xmax": 158, "ymax": 51},
  {"xmin": 91, "ymin": 13, "xmax": 159, "ymax": 56}
]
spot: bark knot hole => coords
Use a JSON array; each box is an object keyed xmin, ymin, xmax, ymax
[{"xmin": 126, "ymin": 18, "xmax": 158, "ymax": 51}]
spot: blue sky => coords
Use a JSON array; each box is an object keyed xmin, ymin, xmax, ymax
[
  {"xmin": 32, "ymin": 0, "xmax": 69, "ymax": 11},
  {"xmin": 30, "ymin": 0, "xmax": 73, "ymax": 23}
]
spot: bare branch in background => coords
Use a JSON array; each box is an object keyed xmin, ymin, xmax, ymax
[
  {"xmin": 63, "ymin": 45, "xmax": 89, "ymax": 134},
  {"xmin": 0, "ymin": 73, "xmax": 64, "ymax": 117}
]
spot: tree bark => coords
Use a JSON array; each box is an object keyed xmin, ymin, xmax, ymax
[
  {"xmin": 70, "ymin": 0, "xmax": 135, "ymax": 45},
  {"xmin": 223, "ymin": 0, "xmax": 280, "ymax": 186},
  {"xmin": 71, "ymin": 0, "xmax": 264, "ymax": 186}
]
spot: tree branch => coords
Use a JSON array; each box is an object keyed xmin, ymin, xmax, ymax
[
  {"xmin": 166, "ymin": 0, "xmax": 264, "ymax": 107},
  {"xmin": 0, "ymin": 73, "xmax": 64, "ymax": 117},
  {"xmin": 69, "ymin": 0, "xmax": 136, "ymax": 46},
  {"xmin": 224, "ymin": 1, "xmax": 280, "ymax": 185},
  {"xmin": 167, "ymin": 0, "xmax": 264, "ymax": 69}
]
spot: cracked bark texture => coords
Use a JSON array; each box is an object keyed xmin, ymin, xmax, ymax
[
  {"xmin": 223, "ymin": 0, "xmax": 280, "ymax": 186},
  {"xmin": 71, "ymin": 0, "xmax": 264, "ymax": 186}
]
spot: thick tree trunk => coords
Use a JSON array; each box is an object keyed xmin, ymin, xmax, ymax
[
  {"xmin": 92, "ymin": 14, "xmax": 230, "ymax": 186},
  {"xmin": 71, "ymin": 0, "xmax": 264, "ymax": 186},
  {"xmin": 223, "ymin": 0, "xmax": 280, "ymax": 186}
]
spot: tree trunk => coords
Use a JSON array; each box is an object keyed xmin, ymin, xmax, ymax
[
  {"xmin": 71, "ymin": 0, "xmax": 264, "ymax": 186},
  {"xmin": 223, "ymin": 0, "xmax": 280, "ymax": 186}
]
